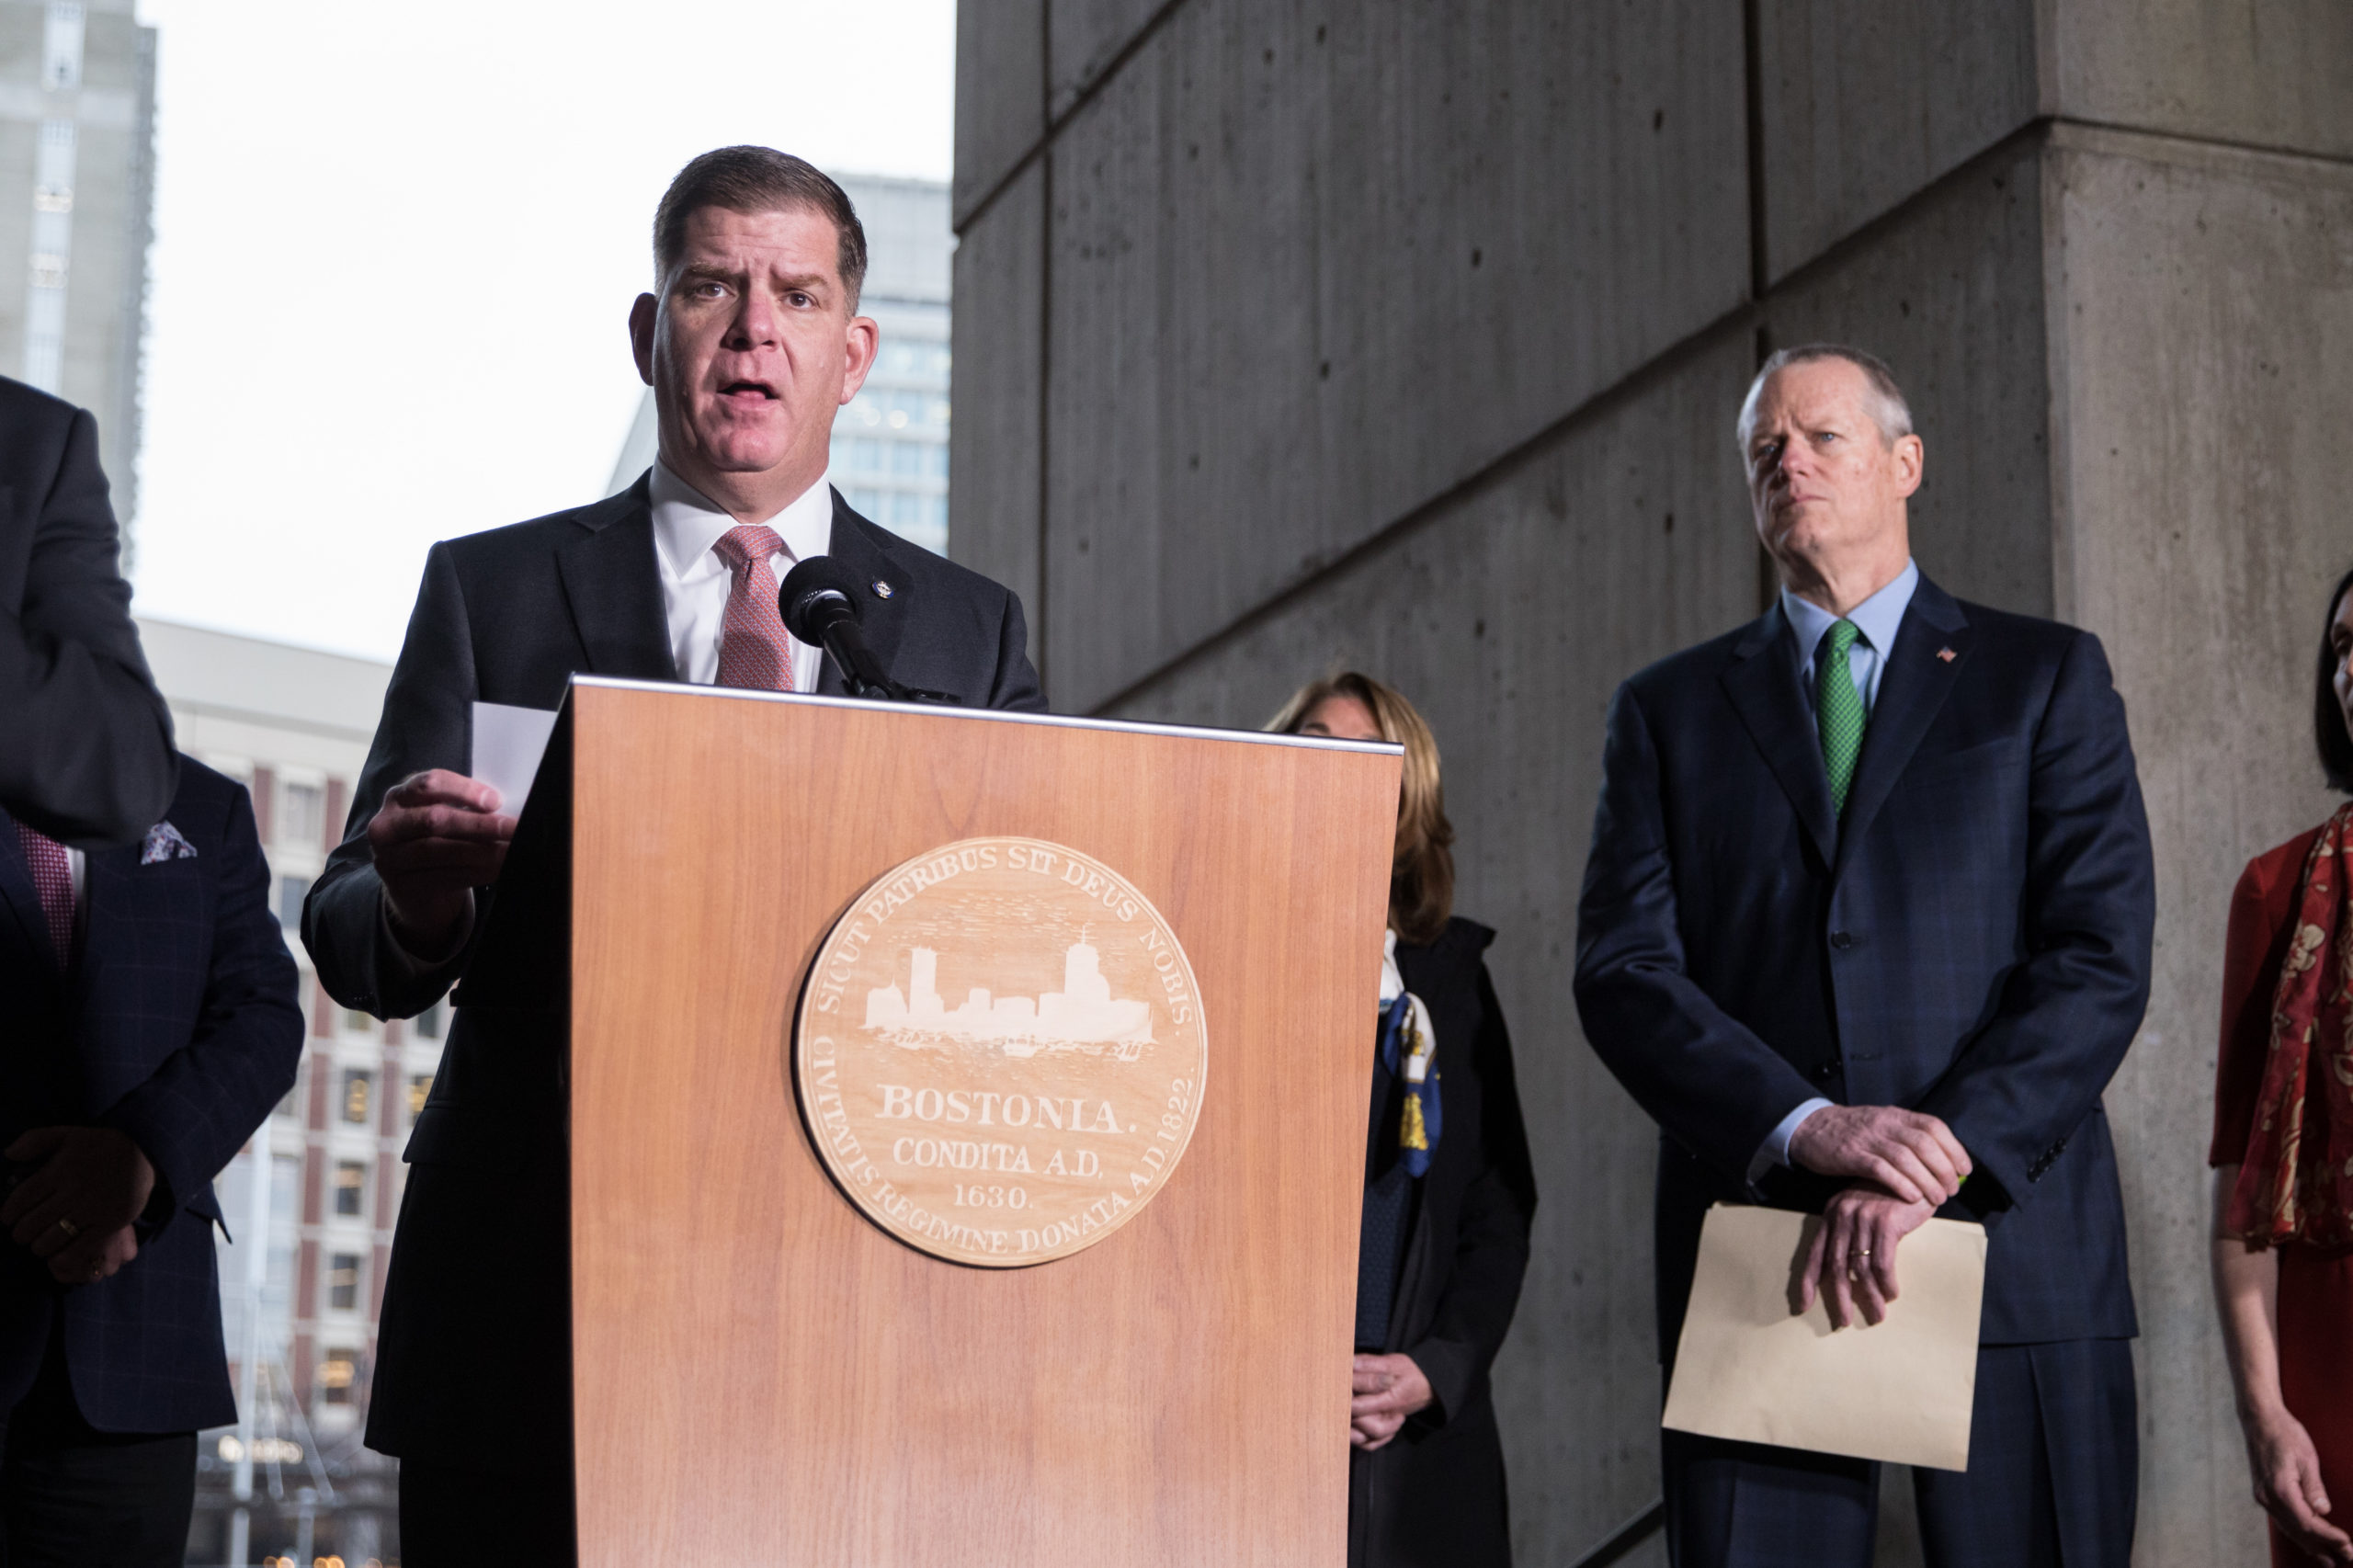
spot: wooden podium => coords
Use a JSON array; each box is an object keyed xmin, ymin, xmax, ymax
[{"xmin": 532, "ymin": 676, "xmax": 1401, "ymax": 1565}]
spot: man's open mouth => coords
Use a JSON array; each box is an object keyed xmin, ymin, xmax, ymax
[{"xmin": 719, "ymin": 380, "xmax": 779, "ymax": 400}]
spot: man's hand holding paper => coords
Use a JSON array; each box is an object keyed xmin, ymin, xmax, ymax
[
  {"xmin": 367, "ymin": 769, "xmax": 517, "ymax": 960},
  {"xmin": 1663, "ymin": 1203, "xmax": 1989, "ymax": 1471},
  {"xmin": 1787, "ymin": 1104, "xmax": 1972, "ymax": 1328},
  {"xmin": 1795, "ymin": 1183, "xmax": 1935, "ymax": 1328}
]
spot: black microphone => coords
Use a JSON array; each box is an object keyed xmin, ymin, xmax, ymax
[{"xmin": 779, "ymin": 557, "xmax": 900, "ymax": 699}]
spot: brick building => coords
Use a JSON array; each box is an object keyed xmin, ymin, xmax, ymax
[{"xmin": 137, "ymin": 617, "xmax": 414, "ymax": 1566}]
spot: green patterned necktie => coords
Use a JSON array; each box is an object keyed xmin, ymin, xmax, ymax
[{"xmin": 1817, "ymin": 619, "xmax": 1867, "ymax": 815}]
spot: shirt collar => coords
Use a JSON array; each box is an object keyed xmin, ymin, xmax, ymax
[
  {"xmin": 1780, "ymin": 558, "xmax": 1919, "ymax": 664},
  {"xmin": 648, "ymin": 459, "xmax": 835, "ymax": 580}
]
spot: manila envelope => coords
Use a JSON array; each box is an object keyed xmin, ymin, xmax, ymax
[{"xmin": 1661, "ymin": 1203, "xmax": 1988, "ymax": 1471}]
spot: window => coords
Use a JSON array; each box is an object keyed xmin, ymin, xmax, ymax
[
  {"xmin": 320, "ymin": 1348, "xmax": 359, "ymax": 1403},
  {"xmin": 41, "ymin": 4, "xmax": 83, "ymax": 92},
  {"xmin": 327, "ymin": 1254, "xmax": 360, "ymax": 1311},
  {"xmin": 341, "ymin": 1070, "xmax": 371, "ymax": 1126},
  {"xmin": 333, "ymin": 1162, "xmax": 366, "ymax": 1217},
  {"xmin": 343, "ymin": 1007, "xmax": 374, "ymax": 1035},
  {"xmin": 414, "ymin": 1000, "xmax": 445, "ymax": 1040},
  {"xmin": 407, "ymin": 1073, "xmax": 434, "ymax": 1119},
  {"xmin": 282, "ymin": 781, "xmax": 325, "ymax": 847},
  {"xmin": 275, "ymin": 875, "xmax": 311, "ymax": 929}
]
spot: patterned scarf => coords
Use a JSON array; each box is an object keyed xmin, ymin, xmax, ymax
[
  {"xmin": 1377, "ymin": 932, "xmax": 1442, "ymax": 1176},
  {"xmin": 2228, "ymin": 801, "xmax": 2353, "ymax": 1247}
]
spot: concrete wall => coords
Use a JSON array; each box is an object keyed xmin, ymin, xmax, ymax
[{"xmin": 950, "ymin": 2, "xmax": 2353, "ymax": 1562}]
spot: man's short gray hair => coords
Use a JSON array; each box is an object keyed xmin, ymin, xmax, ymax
[{"xmin": 1736, "ymin": 344, "xmax": 1915, "ymax": 450}]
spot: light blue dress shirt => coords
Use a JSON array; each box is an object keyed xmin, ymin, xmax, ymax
[{"xmin": 1750, "ymin": 559, "xmax": 1920, "ymax": 1183}]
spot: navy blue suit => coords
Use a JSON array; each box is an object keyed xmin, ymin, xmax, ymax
[
  {"xmin": 1, "ymin": 756, "xmax": 303, "ymax": 1434},
  {"xmin": 1574, "ymin": 574, "xmax": 2152, "ymax": 1567}
]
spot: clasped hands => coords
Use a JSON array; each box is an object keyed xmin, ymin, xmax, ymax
[
  {"xmin": 1351, "ymin": 1353, "xmax": 1433, "ymax": 1451},
  {"xmin": 1786, "ymin": 1104, "xmax": 1972, "ymax": 1330},
  {"xmin": 369, "ymin": 769, "xmax": 517, "ymax": 958},
  {"xmin": 1, "ymin": 1127, "xmax": 157, "ymax": 1286}
]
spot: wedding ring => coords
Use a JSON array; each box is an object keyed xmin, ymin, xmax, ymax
[
  {"xmin": 53, "ymin": 1218, "xmax": 78, "ymax": 1240},
  {"xmin": 1856, "ymin": 1247, "xmax": 1870, "ymax": 1257}
]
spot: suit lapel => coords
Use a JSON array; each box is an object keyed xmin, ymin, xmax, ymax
[
  {"xmin": 554, "ymin": 480, "xmax": 677, "ymax": 682},
  {"xmin": 818, "ymin": 490, "xmax": 913, "ymax": 697},
  {"xmin": 1832, "ymin": 577, "xmax": 1972, "ymax": 881},
  {"xmin": 1719, "ymin": 604, "xmax": 1839, "ymax": 868},
  {"xmin": 0, "ymin": 808, "xmax": 63, "ymax": 990},
  {"xmin": 72, "ymin": 846, "xmax": 133, "ymax": 1009}
]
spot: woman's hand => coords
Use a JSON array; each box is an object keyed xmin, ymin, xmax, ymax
[
  {"xmin": 1350, "ymin": 1353, "xmax": 1433, "ymax": 1451},
  {"xmin": 2243, "ymin": 1403, "xmax": 2353, "ymax": 1562},
  {"xmin": 2211, "ymin": 1168, "xmax": 2353, "ymax": 1562}
]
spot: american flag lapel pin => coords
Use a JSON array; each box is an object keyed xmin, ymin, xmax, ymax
[{"xmin": 1937, "ymin": 646, "xmax": 1958, "ymax": 663}]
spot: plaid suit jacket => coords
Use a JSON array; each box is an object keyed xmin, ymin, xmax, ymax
[
  {"xmin": 0, "ymin": 756, "xmax": 302, "ymax": 1431},
  {"xmin": 1574, "ymin": 574, "xmax": 2154, "ymax": 1350}
]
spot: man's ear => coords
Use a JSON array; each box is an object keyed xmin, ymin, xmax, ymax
[
  {"xmin": 1892, "ymin": 433, "xmax": 1925, "ymax": 499},
  {"xmin": 838, "ymin": 314, "xmax": 881, "ymax": 405},
  {"xmin": 629, "ymin": 293, "xmax": 658, "ymax": 387}
]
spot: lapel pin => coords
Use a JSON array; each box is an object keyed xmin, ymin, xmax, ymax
[
  {"xmin": 1936, "ymin": 647, "xmax": 1958, "ymax": 663},
  {"xmin": 872, "ymin": 579, "xmax": 894, "ymax": 599}
]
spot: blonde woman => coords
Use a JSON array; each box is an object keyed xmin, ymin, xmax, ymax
[{"xmin": 1274, "ymin": 672, "xmax": 1538, "ymax": 1568}]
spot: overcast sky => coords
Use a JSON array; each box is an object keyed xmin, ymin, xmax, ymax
[{"xmin": 127, "ymin": 0, "xmax": 956, "ymax": 660}]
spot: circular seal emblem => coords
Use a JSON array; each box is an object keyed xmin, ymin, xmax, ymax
[{"xmin": 793, "ymin": 837, "xmax": 1208, "ymax": 1267}]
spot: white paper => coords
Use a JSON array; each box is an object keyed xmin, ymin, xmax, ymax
[
  {"xmin": 470, "ymin": 701, "xmax": 558, "ymax": 816},
  {"xmin": 1661, "ymin": 1203, "xmax": 1987, "ymax": 1471}
]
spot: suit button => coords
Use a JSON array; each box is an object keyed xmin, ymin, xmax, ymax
[{"xmin": 1829, "ymin": 931, "xmax": 1855, "ymax": 950}]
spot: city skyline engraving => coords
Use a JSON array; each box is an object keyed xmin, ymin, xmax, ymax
[
  {"xmin": 861, "ymin": 929, "xmax": 1155, "ymax": 1059},
  {"xmin": 794, "ymin": 836, "xmax": 1209, "ymax": 1268}
]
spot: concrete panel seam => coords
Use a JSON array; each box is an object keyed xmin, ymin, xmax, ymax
[
  {"xmin": 1083, "ymin": 297, "xmax": 1766, "ymax": 716},
  {"xmin": 2048, "ymin": 114, "xmax": 2353, "ymax": 180},
  {"xmin": 1741, "ymin": 0, "xmax": 1768, "ymax": 299},
  {"xmin": 954, "ymin": 0, "xmax": 1195, "ymax": 237},
  {"xmin": 1761, "ymin": 117, "xmax": 2054, "ymax": 305}
]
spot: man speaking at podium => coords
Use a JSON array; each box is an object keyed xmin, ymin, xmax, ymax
[{"xmin": 304, "ymin": 148, "xmax": 1042, "ymax": 1562}]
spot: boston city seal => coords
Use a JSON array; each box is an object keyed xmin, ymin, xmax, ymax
[{"xmin": 793, "ymin": 836, "xmax": 1209, "ymax": 1267}]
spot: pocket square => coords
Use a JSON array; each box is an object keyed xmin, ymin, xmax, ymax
[{"xmin": 141, "ymin": 821, "xmax": 198, "ymax": 865}]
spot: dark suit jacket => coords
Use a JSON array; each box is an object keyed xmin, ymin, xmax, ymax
[
  {"xmin": 301, "ymin": 476, "xmax": 1044, "ymax": 1471},
  {"xmin": 1352, "ymin": 919, "xmax": 1538, "ymax": 1568},
  {"xmin": 0, "ymin": 376, "xmax": 175, "ymax": 846},
  {"xmin": 1573, "ymin": 574, "xmax": 2153, "ymax": 1354},
  {"xmin": 0, "ymin": 757, "xmax": 303, "ymax": 1431}
]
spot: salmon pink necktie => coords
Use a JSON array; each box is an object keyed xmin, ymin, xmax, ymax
[
  {"xmin": 14, "ymin": 821, "xmax": 73, "ymax": 966},
  {"xmin": 711, "ymin": 524, "xmax": 795, "ymax": 692}
]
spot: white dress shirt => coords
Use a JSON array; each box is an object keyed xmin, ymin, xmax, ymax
[
  {"xmin": 649, "ymin": 459, "xmax": 835, "ymax": 692},
  {"xmin": 1749, "ymin": 559, "xmax": 1921, "ymax": 1183}
]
